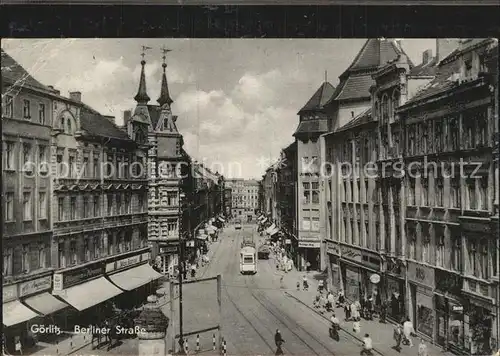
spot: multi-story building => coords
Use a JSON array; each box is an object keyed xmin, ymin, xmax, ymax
[
  {"xmin": 224, "ymin": 187, "xmax": 232, "ymax": 218},
  {"xmin": 323, "ymin": 38, "xmax": 499, "ymax": 355},
  {"xmin": 2, "ymin": 49, "xmax": 55, "ymax": 348},
  {"xmin": 3, "ymin": 49, "xmax": 158, "ymax": 353},
  {"xmin": 226, "ymin": 178, "xmax": 259, "ymax": 221},
  {"xmin": 126, "ymin": 52, "xmax": 187, "ymax": 276},
  {"xmin": 395, "ymin": 38, "xmax": 498, "ymax": 355},
  {"xmin": 294, "ymin": 80, "xmax": 335, "ymax": 271},
  {"xmin": 275, "ymin": 142, "xmax": 298, "ymax": 261}
]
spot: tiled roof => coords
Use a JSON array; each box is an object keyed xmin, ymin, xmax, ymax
[
  {"xmin": 441, "ymin": 39, "xmax": 491, "ymax": 64},
  {"xmin": 347, "ymin": 39, "xmax": 411, "ymax": 72},
  {"xmin": 298, "ymin": 82, "xmax": 336, "ymax": 114},
  {"xmin": 147, "ymin": 105, "xmax": 161, "ymax": 128},
  {"xmin": 402, "ymin": 64, "xmax": 458, "ymax": 106},
  {"xmin": 336, "ymin": 108, "xmax": 373, "ymax": 132},
  {"xmin": 409, "ymin": 57, "xmax": 438, "ymax": 77},
  {"xmin": 1, "ymin": 49, "xmax": 55, "ymax": 95},
  {"xmin": 293, "ymin": 119, "xmax": 328, "ymax": 136},
  {"xmin": 80, "ymin": 110, "xmax": 133, "ymax": 142},
  {"xmin": 334, "ymin": 74, "xmax": 375, "ymax": 101}
]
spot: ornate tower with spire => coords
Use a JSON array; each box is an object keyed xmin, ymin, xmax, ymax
[{"xmin": 133, "ymin": 46, "xmax": 186, "ymax": 275}]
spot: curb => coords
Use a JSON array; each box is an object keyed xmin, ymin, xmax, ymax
[{"xmin": 284, "ymin": 291, "xmax": 385, "ymax": 356}]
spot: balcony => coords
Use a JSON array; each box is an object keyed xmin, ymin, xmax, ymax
[{"xmin": 54, "ymin": 213, "xmax": 148, "ymax": 235}]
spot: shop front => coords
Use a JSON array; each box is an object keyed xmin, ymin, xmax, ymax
[
  {"xmin": 3, "ymin": 273, "xmax": 70, "ymax": 354},
  {"xmin": 106, "ymin": 251, "xmax": 163, "ymax": 310},
  {"xmin": 434, "ymin": 269, "xmax": 467, "ymax": 353},
  {"xmin": 52, "ymin": 260, "xmax": 123, "ymax": 326},
  {"xmin": 325, "ymin": 240, "xmax": 341, "ymax": 293},
  {"xmin": 384, "ymin": 258, "xmax": 406, "ymax": 323},
  {"xmin": 407, "ymin": 261, "xmax": 436, "ymax": 341},
  {"xmin": 156, "ymin": 241, "xmax": 179, "ymax": 277},
  {"xmin": 360, "ymin": 250, "xmax": 382, "ymax": 307},
  {"xmin": 298, "ymin": 240, "xmax": 321, "ymax": 272}
]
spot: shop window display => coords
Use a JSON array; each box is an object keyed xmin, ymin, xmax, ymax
[{"xmin": 417, "ymin": 305, "xmax": 434, "ymax": 338}]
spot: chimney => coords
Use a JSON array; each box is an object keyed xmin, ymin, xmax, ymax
[
  {"xmin": 69, "ymin": 91, "xmax": 82, "ymax": 103},
  {"xmin": 123, "ymin": 110, "xmax": 132, "ymax": 127},
  {"xmin": 104, "ymin": 115, "xmax": 116, "ymax": 125},
  {"xmin": 436, "ymin": 39, "xmax": 461, "ymax": 62},
  {"xmin": 422, "ymin": 49, "xmax": 433, "ymax": 65}
]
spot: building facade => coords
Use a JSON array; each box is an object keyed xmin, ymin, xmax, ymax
[
  {"xmin": 294, "ymin": 81, "xmax": 335, "ymax": 271},
  {"xmin": 322, "ymin": 38, "xmax": 499, "ymax": 355},
  {"xmin": 127, "ymin": 53, "xmax": 187, "ymax": 276},
  {"xmin": 226, "ymin": 178, "xmax": 259, "ymax": 221}
]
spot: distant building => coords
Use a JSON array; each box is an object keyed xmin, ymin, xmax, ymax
[{"xmin": 226, "ymin": 178, "xmax": 259, "ymax": 221}]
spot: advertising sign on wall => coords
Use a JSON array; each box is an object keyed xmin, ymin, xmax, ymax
[
  {"xmin": 408, "ymin": 261, "xmax": 435, "ymax": 288},
  {"xmin": 19, "ymin": 276, "xmax": 51, "ymax": 297},
  {"xmin": 53, "ymin": 264, "xmax": 104, "ymax": 291},
  {"xmin": 299, "ymin": 241, "xmax": 320, "ymax": 248}
]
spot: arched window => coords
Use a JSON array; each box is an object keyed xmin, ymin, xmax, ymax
[
  {"xmin": 67, "ymin": 118, "xmax": 72, "ymax": 134},
  {"xmin": 60, "ymin": 117, "xmax": 65, "ymax": 131},
  {"xmin": 374, "ymin": 102, "xmax": 379, "ymax": 120},
  {"xmin": 392, "ymin": 90, "xmax": 400, "ymax": 120}
]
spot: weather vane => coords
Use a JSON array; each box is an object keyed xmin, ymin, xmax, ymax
[
  {"xmin": 161, "ymin": 46, "xmax": 172, "ymax": 64},
  {"xmin": 141, "ymin": 45, "xmax": 153, "ymax": 60}
]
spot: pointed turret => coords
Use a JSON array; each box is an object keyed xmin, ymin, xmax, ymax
[
  {"xmin": 134, "ymin": 59, "xmax": 150, "ymax": 104},
  {"xmin": 158, "ymin": 61, "xmax": 173, "ymax": 107}
]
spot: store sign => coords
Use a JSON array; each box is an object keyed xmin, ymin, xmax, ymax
[
  {"xmin": 299, "ymin": 241, "xmax": 320, "ymax": 248},
  {"xmin": 407, "ymin": 261, "xmax": 435, "ymax": 287},
  {"xmin": 19, "ymin": 276, "xmax": 51, "ymax": 297},
  {"xmin": 3, "ymin": 284, "xmax": 18, "ymax": 303},
  {"xmin": 116, "ymin": 255, "xmax": 141, "ymax": 270},
  {"xmin": 326, "ymin": 241, "xmax": 339, "ymax": 255},
  {"xmin": 54, "ymin": 264, "xmax": 104, "ymax": 290},
  {"xmin": 160, "ymin": 246, "xmax": 178, "ymax": 254},
  {"xmin": 341, "ymin": 245, "xmax": 362, "ymax": 263},
  {"xmin": 452, "ymin": 305, "xmax": 464, "ymax": 312}
]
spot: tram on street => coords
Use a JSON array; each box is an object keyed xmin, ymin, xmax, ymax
[{"xmin": 240, "ymin": 245, "xmax": 257, "ymax": 274}]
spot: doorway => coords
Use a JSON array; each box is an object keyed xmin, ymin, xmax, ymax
[{"xmin": 410, "ymin": 283, "xmax": 417, "ymax": 324}]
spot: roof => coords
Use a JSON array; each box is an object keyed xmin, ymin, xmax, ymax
[
  {"xmin": 147, "ymin": 105, "xmax": 161, "ymax": 128},
  {"xmin": 1, "ymin": 49, "xmax": 56, "ymax": 95},
  {"xmin": 346, "ymin": 39, "xmax": 412, "ymax": 72},
  {"xmin": 80, "ymin": 110, "xmax": 134, "ymax": 142},
  {"xmin": 328, "ymin": 39, "xmax": 413, "ymax": 103},
  {"xmin": 335, "ymin": 108, "xmax": 373, "ymax": 133},
  {"xmin": 333, "ymin": 74, "xmax": 375, "ymax": 101},
  {"xmin": 441, "ymin": 39, "xmax": 492, "ymax": 64},
  {"xmin": 283, "ymin": 141, "xmax": 297, "ymax": 153},
  {"xmin": 298, "ymin": 82, "xmax": 336, "ymax": 114},
  {"xmin": 409, "ymin": 57, "xmax": 438, "ymax": 77},
  {"xmin": 293, "ymin": 119, "xmax": 329, "ymax": 137}
]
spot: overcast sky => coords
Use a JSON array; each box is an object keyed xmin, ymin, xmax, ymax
[{"xmin": 2, "ymin": 38, "xmax": 435, "ymax": 179}]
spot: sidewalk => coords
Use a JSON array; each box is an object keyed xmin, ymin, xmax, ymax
[
  {"xmin": 275, "ymin": 255, "xmax": 454, "ymax": 356},
  {"xmin": 28, "ymin": 238, "xmax": 222, "ymax": 356}
]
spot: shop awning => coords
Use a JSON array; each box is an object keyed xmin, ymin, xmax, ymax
[
  {"xmin": 3, "ymin": 300, "xmax": 41, "ymax": 327},
  {"xmin": 197, "ymin": 234, "xmax": 208, "ymax": 240},
  {"xmin": 218, "ymin": 217, "xmax": 225, "ymax": 222},
  {"xmin": 57, "ymin": 277, "xmax": 123, "ymax": 311},
  {"xmin": 109, "ymin": 264, "xmax": 163, "ymax": 291},
  {"xmin": 266, "ymin": 224, "xmax": 276, "ymax": 234},
  {"xmin": 22, "ymin": 292, "xmax": 69, "ymax": 316}
]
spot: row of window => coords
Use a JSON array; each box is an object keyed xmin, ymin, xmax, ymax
[
  {"xmin": 57, "ymin": 232, "xmax": 147, "ymax": 269},
  {"xmin": 3, "ymin": 244, "xmax": 48, "ymax": 277},
  {"xmin": 3, "ymin": 95, "xmax": 46, "ymax": 124},
  {"xmin": 57, "ymin": 193, "xmax": 146, "ymax": 222},
  {"xmin": 4, "ymin": 191, "xmax": 47, "ymax": 222},
  {"xmin": 4, "ymin": 141, "xmax": 48, "ymax": 172},
  {"xmin": 57, "ymin": 150, "xmax": 145, "ymax": 179}
]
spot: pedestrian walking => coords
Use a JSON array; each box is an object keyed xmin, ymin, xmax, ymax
[
  {"xmin": 380, "ymin": 301, "xmax": 388, "ymax": 323},
  {"xmin": 403, "ymin": 317, "xmax": 415, "ymax": 347},
  {"xmin": 306, "ymin": 261, "xmax": 311, "ymax": 272},
  {"xmin": 302, "ymin": 275, "xmax": 309, "ymax": 291},
  {"xmin": 366, "ymin": 296, "xmax": 374, "ymax": 320},
  {"xmin": 393, "ymin": 324, "xmax": 403, "ymax": 352},
  {"xmin": 296, "ymin": 281, "xmax": 301, "ymax": 291},
  {"xmin": 327, "ymin": 292, "xmax": 335, "ymax": 311},
  {"xmin": 338, "ymin": 290, "xmax": 345, "ymax": 306},
  {"xmin": 274, "ymin": 329, "xmax": 285, "ymax": 355},
  {"xmin": 418, "ymin": 339, "xmax": 428, "ymax": 356},
  {"xmin": 360, "ymin": 334, "xmax": 373, "ymax": 356},
  {"xmin": 344, "ymin": 302, "xmax": 351, "ymax": 321},
  {"xmin": 318, "ymin": 279, "xmax": 324, "ymax": 293},
  {"xmin": 351, "ymin": 301, "xmax": 360, "ymax": 321}
]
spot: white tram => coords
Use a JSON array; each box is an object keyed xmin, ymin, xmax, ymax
[{"xmin": 240, "ymin": 245, "xmax": 257, "ymax": 274}]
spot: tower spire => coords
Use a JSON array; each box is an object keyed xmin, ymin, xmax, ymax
[
  {"xmin": 134, "ymin": 45, "xmax": 151, "ymax": 104},
  {"xmin": 158, "ymin": 46, "xmax": 174, "ymax": 107},
  {"xmin": 324, "ymin": 70, "xmax": 328, "ymax": 82}
]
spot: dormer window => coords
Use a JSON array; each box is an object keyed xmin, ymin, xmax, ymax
[{"xmin": 478, "ymin": 53, "xmax": 487, "ymax": 73}]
